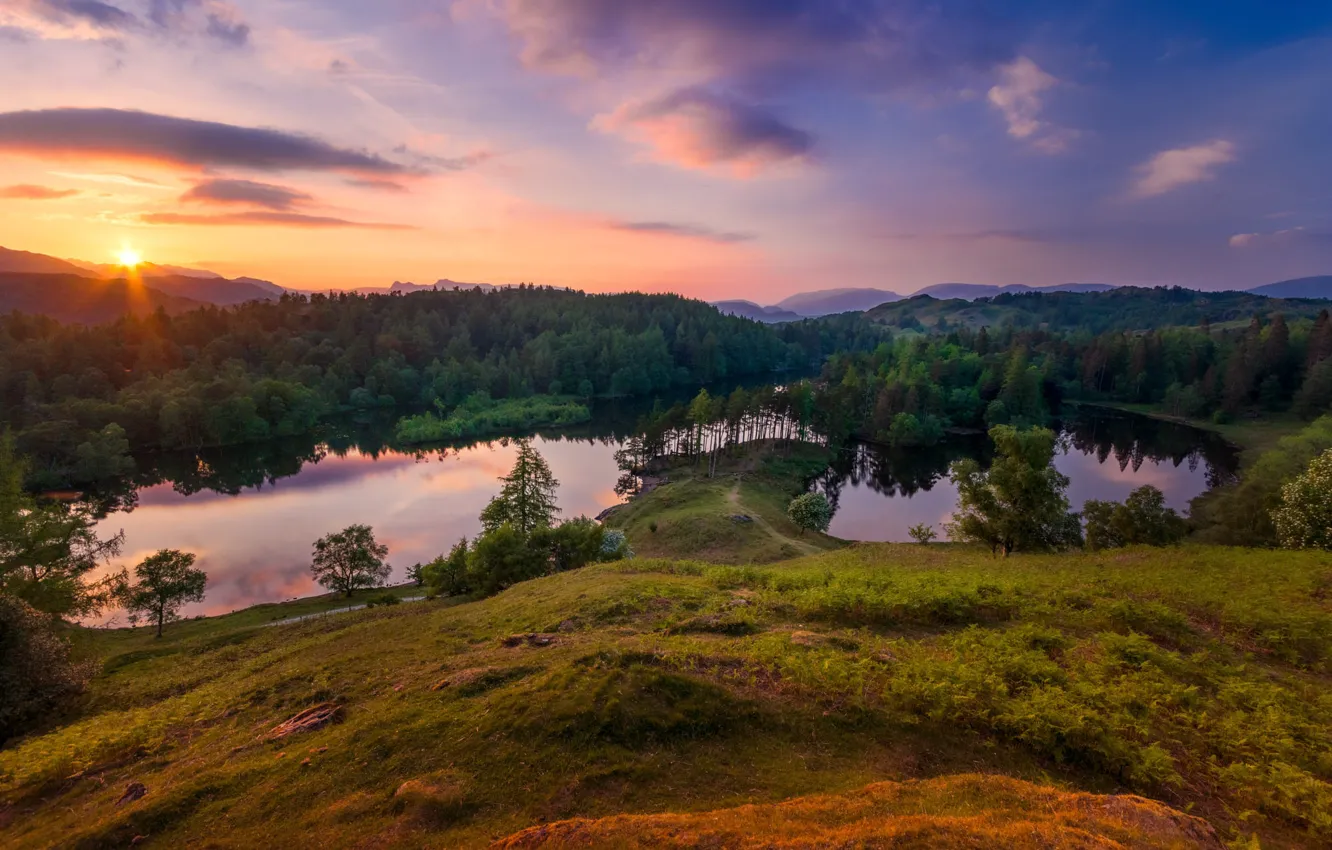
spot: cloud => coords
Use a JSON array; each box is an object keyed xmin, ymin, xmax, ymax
[
  {"xmin": 987, "ymin": 56, "xmax": 1076, "ymax": 153},
  {"xmin": 181, "ymin": 178, "xmax": 312, "ymax": 210},
  {"xmin": 595, "ymin": 87, "xmax": 812, "ymax": 176},
  {"xmin": 1229, "ymin": 227, "xmax": 1332, "ymax": 248},
  {"xmin": 611, "ymin": 220, "xmax": 754, "ymax": 244},
  {"xmin": 2, "ymin": 0, "xmax": 250, "ymax": 45},
  {"xmin": 0, "ymin": 183, "xmax": 79, "ymax": 200},
  {"xmin": 491, "ymin": 0, "xmax": 1016, "ymax": 92},
  {"xmin": 49, "ymin": 170, "xmax": 169, "ymax": 188},
  {"xmin": 1129, "ymin": 140, "xmax": 1236, "ymax": 199},
  {"xmin": 391, "ymin": 146, "xmax": 493, "ymax": 172},
  {"xmin": 0, "ymin": 109, "xmax": 411, "ymax": 176},
  {"xmin": 138, "ymin": 211, "xmax": 414, "ymax": 229}
]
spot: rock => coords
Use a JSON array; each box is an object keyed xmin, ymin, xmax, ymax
[
  {"xmin": 116, "ymin": 782, "xmax": 147, "ymax": 806},
  {"xmin": 300, "ymin": 758, "xmax": 312, "ymax": 767},
  {"xmin": 130, "ymin": 836, "xmax": 146, "ymax": 846},
  {"xmin": 500, "ymin": 633, "xmax": 558, "ymax": 648},
  {"xmin": 265, "ymin": 702, "xmax": 343, "ymax": 741},
  {"xmin": 728, "ymin": 514, "xmax": 753, "ymax": 524}
]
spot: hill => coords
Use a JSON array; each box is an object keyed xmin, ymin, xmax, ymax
[
  {"xmin": 3, "ymin": 541, "xmax": 1327, "ymax": 848},
  {"xmin": 913, "ymin": 282, "xmax": 1117, "ymax": 300},
  {"xmin": 866, "ymin": 286, "xmax": 1330, "ymax": 333},
  {"xmin": 0, "ymin": 273, "xmax": 203, "ymax": 324},
  {"xmin": 773, "ymin": 288, "xmax": 902, "ymax": 316},
  {"xmin": 711, "ymin": 299, "xmax": 804, "ymax": 323},
  {"xmin": 0, "ymin": 246, "xmax": 88, "ymax": 276},
  {"xmin": 1249, "ymin": 275, "xmax": 1332, "ymax": 300},
  {"xmin": 134, "ymin": 274, "xmax": 282, "ymax": 306}
]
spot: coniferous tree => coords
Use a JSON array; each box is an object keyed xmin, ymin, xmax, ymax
[{"xmin": 480, "ymin": 440, "xmax": 559, "ymax": 535}]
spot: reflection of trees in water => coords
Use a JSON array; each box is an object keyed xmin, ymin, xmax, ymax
[
  {"xmin": 1058, "ymin": 411, "xmax": 1239, "ymax": 490},
  {"xmin": 814, "ymin": 436, "xmax": 991, "ymax": 516}
]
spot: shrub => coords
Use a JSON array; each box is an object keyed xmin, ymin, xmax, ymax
[
  {"xmin": 788, "ymin": 492, "xmax": 833, "ymax": 535},
  {"xmin": 365, "ymin": 592, "xmax": 401, "ymax": 608},
  {"xmin": 1083, "ymin": 486, "xmax": 1187, "ymax": 551},
  {"xmin": 1273, "ymin": 448, "xmax": 1332, "ymax": 550},
  {"xmin": 0, "ymin": 596, "xmax": 94, "ymax": 744},
  {"xmin": 907, "ymin": 523, "xmax": 937, "ymax": 544}
]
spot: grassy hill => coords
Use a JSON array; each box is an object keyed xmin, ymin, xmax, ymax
[
  {"xmin": 866, "ymin": 287, "xmax": 1330, "ymax": 334},
  {"xmin": 2, "ymin": 542, "xmax": 1329, "ymax": 848}
]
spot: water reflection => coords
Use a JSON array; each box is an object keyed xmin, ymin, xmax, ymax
[{"xmin": 818, "ymin": 410, "xmax": 1238, "ymax": 543}]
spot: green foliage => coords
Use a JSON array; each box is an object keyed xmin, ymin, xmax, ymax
[
  {"xmin": 480, "ymin": 440, "xmax": 559, "ymax": 536},
  {"xmin": 947, "ymin": 426, "xmax": 1081, "ymax": 555},
  {"xmin": 394, "ymin": 393, "xmax": 590, "ymax": 445},
  {"xmin": 310, "ymin": 524, "xmax": 390, "ymax": 598},
  {"xmin": 364, "ymin": 592, "xmax": 401, "ymax": 608},
  {"xmin": 787, "ymin": 492, "xmax": 833, "ymax": 535},
  {"xmin": 422, "ymin": 538, "xmax": 471, "ymax": 598},
  {"xmin": 1082, "ymin": 486, "xmax": 1187, "ymax": 551},
  {"xmin": 0, "ymin": 433, "xmax": 126, "ymax": 617},
  {"xmin": 119, "ymin": 549, "xmax": 208, "ymax": 638},
  {"xmin": 0, "ymin": 595, "xmax": 94, "ymax": 744},
  {"xmin": 1273, "ymin": 448, "xmax": 1332, "ymax": 550},
  {"xmin": 1192, "ymin": 415, "xmax": 1332, "ymax": 546},
  {"xmin": 467, "ymin": 524, "xmax": 548, "ymax": 597},
  {"xmin": 907, "ymin": 523, "xmax": 937, "ymax": 544}
]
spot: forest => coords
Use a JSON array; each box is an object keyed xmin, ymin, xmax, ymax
[{"xmin": 0, "ymin": 287, "xmax": 875, "ymax": 487}]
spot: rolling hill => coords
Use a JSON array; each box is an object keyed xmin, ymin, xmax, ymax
[
  {"xmin": 1248, "ymin": 275, "xmax": 1332, "ymax": 300},
  {"xmin": 865, "ymin": 286, "xmax": 1331, "ymax": 333},
  {"xmin": 0, "ymin": 273, "xmax": 204, "ymax": 324},
  {"xmin": 773, "ymin": 287, "xmax": 902, "ymax": 316},
  {"xmin": 0, "ymin": 246, "xmax": 89, "ymax": 276},
  {"xmin": 711, "ymin": 299, "xmax": 805, "ymax": 323},
  {"xmin": 913, "ymin": 282, "xmax": 1117, "ymax": 300}
]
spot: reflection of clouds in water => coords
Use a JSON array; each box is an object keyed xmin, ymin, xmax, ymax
[{"xmin": 92, "ymin": 437, "xmax": 626, "ymax": 622}]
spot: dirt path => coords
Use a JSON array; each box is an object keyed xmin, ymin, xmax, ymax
[{"xmin": 727, "ymin": 480, "xmax": 822, "ymax": 557}]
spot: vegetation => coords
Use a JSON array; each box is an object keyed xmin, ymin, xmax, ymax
[
  {"xmin": 946, "ymin": 426, "xmax": 1080, "ymax": 555},
  {"xmin": 907, "ymin": 523, "xmax": 938, "ymax": 544},
  {"xmin": 1273, "ymin": 448, "xmax": 1332, "ymax": 550},
  {"xmin": 394, "ymin": 393, "xmax": 590, "ymax": 445},
  {"xmin": 0, "ymin": 596, "xmax": 93, "ymax": 745},
  {"xmin": 2, "ymin": 544, "xmax": 1328, "ymax": 848},
  {"xmin": 786, "ymin": 492, "xmax": 832, "ymax": 535},
  {"xmin": 1083, "ymin": 485, "xmax": 1187, "ymax": 551},
  {"xmin": 480, "ymin": 439, "xmax": 561, "ymax": 535},
  {"xmin": 118, "ymin": 549, "xmax": 208, "ymax": 638},
  {"xmin": 310, "ymin": 525, "xmax": 391, "ymax": 598}
]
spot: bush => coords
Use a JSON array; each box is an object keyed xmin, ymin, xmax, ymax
[
  {"xmin": 1083, "ymin": 486, "xmax": 1187, "ymax": 551},
  {"xmin": 0, "ymin": 596, "xmax": 94, "ymax": 744},
  {"xmin": 908, "ymin": 523, "xmax": 937, "ymax": 544},
  {"xmin": 365, "ymin": 592, "xmax": 401, "ymax": 608},
  {"xmin": 788, "ymin": 492, "xmax": 833, "ymax": 535},
  {"xmin": 1273, "ymin": 448, "xmax": 1332, "ymax": 550}
]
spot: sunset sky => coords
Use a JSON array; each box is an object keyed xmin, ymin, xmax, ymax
[{"xmin": 1, "ymin": 1, "xmax": 1329, "ymax": 299}]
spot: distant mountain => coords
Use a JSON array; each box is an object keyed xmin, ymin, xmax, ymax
[
  {"xmin": 68, "ymin": 259, "xmax": 225, "ymax": 279},
  {"xmin": 0, "ymin": 246, "xmax": 89, "ymax": 276},
  {"xmin": 234, "ymin": 277, "xmax": 286, "ymax": 296},
  {"xmin": 774, "ymin": 288, "xmax": 902, "ymax": 316},
  {"xmin": 0, "ymin": 272, "xmax": 203, "ymax": 324},
  {"xmin": 389, "ymin": 279, "xmax": 502, "ymax": 293},
  {"xmin": 712, "ymin": 300, "xmax": 805, "ymax": 323},
  {"xmin": 130, "ymin": 275, "xmax": 282, "ymax": 306},
  {"xmin": 912, "ymin": 282, "xmax": 1117, "ymax": 300},
  {"xmin": 1248, "ymin": 276, "xmax": 1332, "ymax": 300}
]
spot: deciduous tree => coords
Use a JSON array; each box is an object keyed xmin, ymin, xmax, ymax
[
  {"xmin": 120, "ymin": 549, "xmax": 208, "ymax": 637},
  {"xmin": 311, "ymin": 525, "xmax": 390, "ymax": 597}
]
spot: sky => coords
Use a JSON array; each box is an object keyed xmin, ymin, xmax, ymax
[{"xmin": 0, "ymin": 0, "xmax": 1330, "ymax": 300}]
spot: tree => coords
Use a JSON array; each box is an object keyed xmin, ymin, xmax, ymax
[
  {"xmin": 0, "ymin": 434, "xmax": 125, "ymax": 617},
  {"xmin": 467, "ymin": 524, "xmax": 546, "ymax": 596},
  {"xmin": 531, "ymin": 517, "xmax": 605, "ymax": 572},
  {"xmin": 1272, "ymin": 448, "xmax": 1332, "ymax": 550},
  {"xmin": 908, "ymin": 523, "xmax": 937, "ymax": 544},
  {"xmin": 1082, "ymin": 486, "xmax": 1187, "ymax": 551},
  {"xmin": 480, "ymin": 440, "xmax": 559, "ymax": 535},
  {"xmin": 311, "ymin": 525, "xmax": 390, "ymax": 597},
  {"xmin": 120, "ymin": 550, "xmax": 208, "ymax": 637},
  {"xmin": 946, "ymin": 425, "xmax": 1081, "ymax": 556},
  {"xmin": 787, "ymin": 492, "xmax": 833, "ymax": 535},
  {"xmin": 422, "ymin": 537, "xmax": 471, "ymax": 598},
  {"xmin": 1, "ymin": 596, "xmax": 95, "ymax": 744}
]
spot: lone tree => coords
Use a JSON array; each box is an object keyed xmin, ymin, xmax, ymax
[
  {"xmin": 946, "ymin": 425, "xmax": 1081, "ymax": 556},
  {"xmin": 787, "ymin": 492, "xmax": 833, "ymax": 535},
  {"xmin": 311, "ymin": 525, "xmax": 391, "ymax": 597},
  {"xmin": 908, "ymin": 523, "xmax": 938, "ymax": 545},
  {"xmin": 121, "ymin": 550, "xmax": 208, "ymax": 638},
  {"xmin": 1273, "ymin": 448, "xmax": 1332, "ymax": 550},
  {"xmin": 1083, "ymin": 485, "xmax": 1187, "ymax": 551},
  {"xmin": 480, "ymin": 440, "xmax": 559, "ymax": 535}
]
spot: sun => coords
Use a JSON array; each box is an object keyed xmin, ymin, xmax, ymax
[{"xmin": 117, "ymin": 247, "xmax": 143, "ymax": 268}]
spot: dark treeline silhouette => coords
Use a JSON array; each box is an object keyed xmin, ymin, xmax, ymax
[{"xmin": 0, "ymin": 287, "xmax": 881, "ymax": 488}]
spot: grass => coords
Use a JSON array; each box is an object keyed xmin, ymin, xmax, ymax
[
  {"xmin": 3, "ymin": 543, "xmax": 1330, "ymax": 848},
  {"xmin": 603, "ymin": 443, "xmax": 844, "ymax": 564}
]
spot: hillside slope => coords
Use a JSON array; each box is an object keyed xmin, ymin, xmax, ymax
[
  {"xmin": 1249, "ymin": 275, "xmax": 1332, "ymax": 300},
  {"xmin": 0, "ymin": 273, "xmax": 203, "ymax": 324},
  {"xmin": 2, "ymin": 545, "xmax": 1328, "ymax": 848}
]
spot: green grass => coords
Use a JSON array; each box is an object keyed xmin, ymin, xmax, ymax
[
  {"xmin": 604, "ymin": 443, "xmax": 844, "ymax": 564},
  {"xmin": 4, "ymin": 544, "xmax": 1330, "ymax": 848}
]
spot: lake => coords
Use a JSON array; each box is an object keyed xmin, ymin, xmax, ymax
[{"xmin": 89, "ymin": 407, "xmax": 1238, "ymax": 623}]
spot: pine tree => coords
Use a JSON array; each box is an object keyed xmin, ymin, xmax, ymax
[
  {"xmin": 481, "ymin": 440, "xmax": 560, "ymax": 535},
  {"xmin": 1307, "ymin": 310, "xmax": 1332, "ymax": 369}
]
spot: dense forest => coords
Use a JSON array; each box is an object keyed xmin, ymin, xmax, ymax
[{"xmin": 0, "ymin": 287, "xmax": 875, "ymax": 487}]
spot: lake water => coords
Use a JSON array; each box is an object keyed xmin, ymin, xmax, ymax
[{"xmin": 90, "ymin": 407, "xmax": 1237, "ymax": 623}]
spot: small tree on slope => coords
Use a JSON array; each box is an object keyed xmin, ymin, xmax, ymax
[
  {"xmin": 121, "ymin": 549, "xmax": 208, "ymax": 638},
  {"xmin": 311, "ymin": 525, "xmax": 390, "ymax": 597},
  {"xmin": 946, "ymin": 425, "xmax": 1082, "ymax": 556},
  {"xmin": 788, "ymin": 492, "xmax": 833, "ymax": 536}
]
